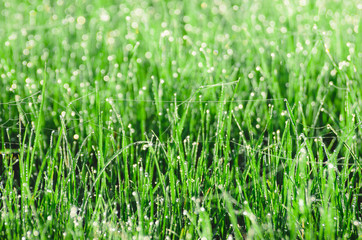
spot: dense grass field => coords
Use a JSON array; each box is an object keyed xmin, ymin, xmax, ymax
[{"xmin": 0, "ymin": 0, "xmax": 361, "ymax": 239}]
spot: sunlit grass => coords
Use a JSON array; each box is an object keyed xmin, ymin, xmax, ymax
[{"xmin": 0, "ymin": 0, "xmax": 361, "ymax": 239}]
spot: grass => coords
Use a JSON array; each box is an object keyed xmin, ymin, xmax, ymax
[{"xmin": 0, "ymin": 0, "xmax": 361, "ymax": 239}]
